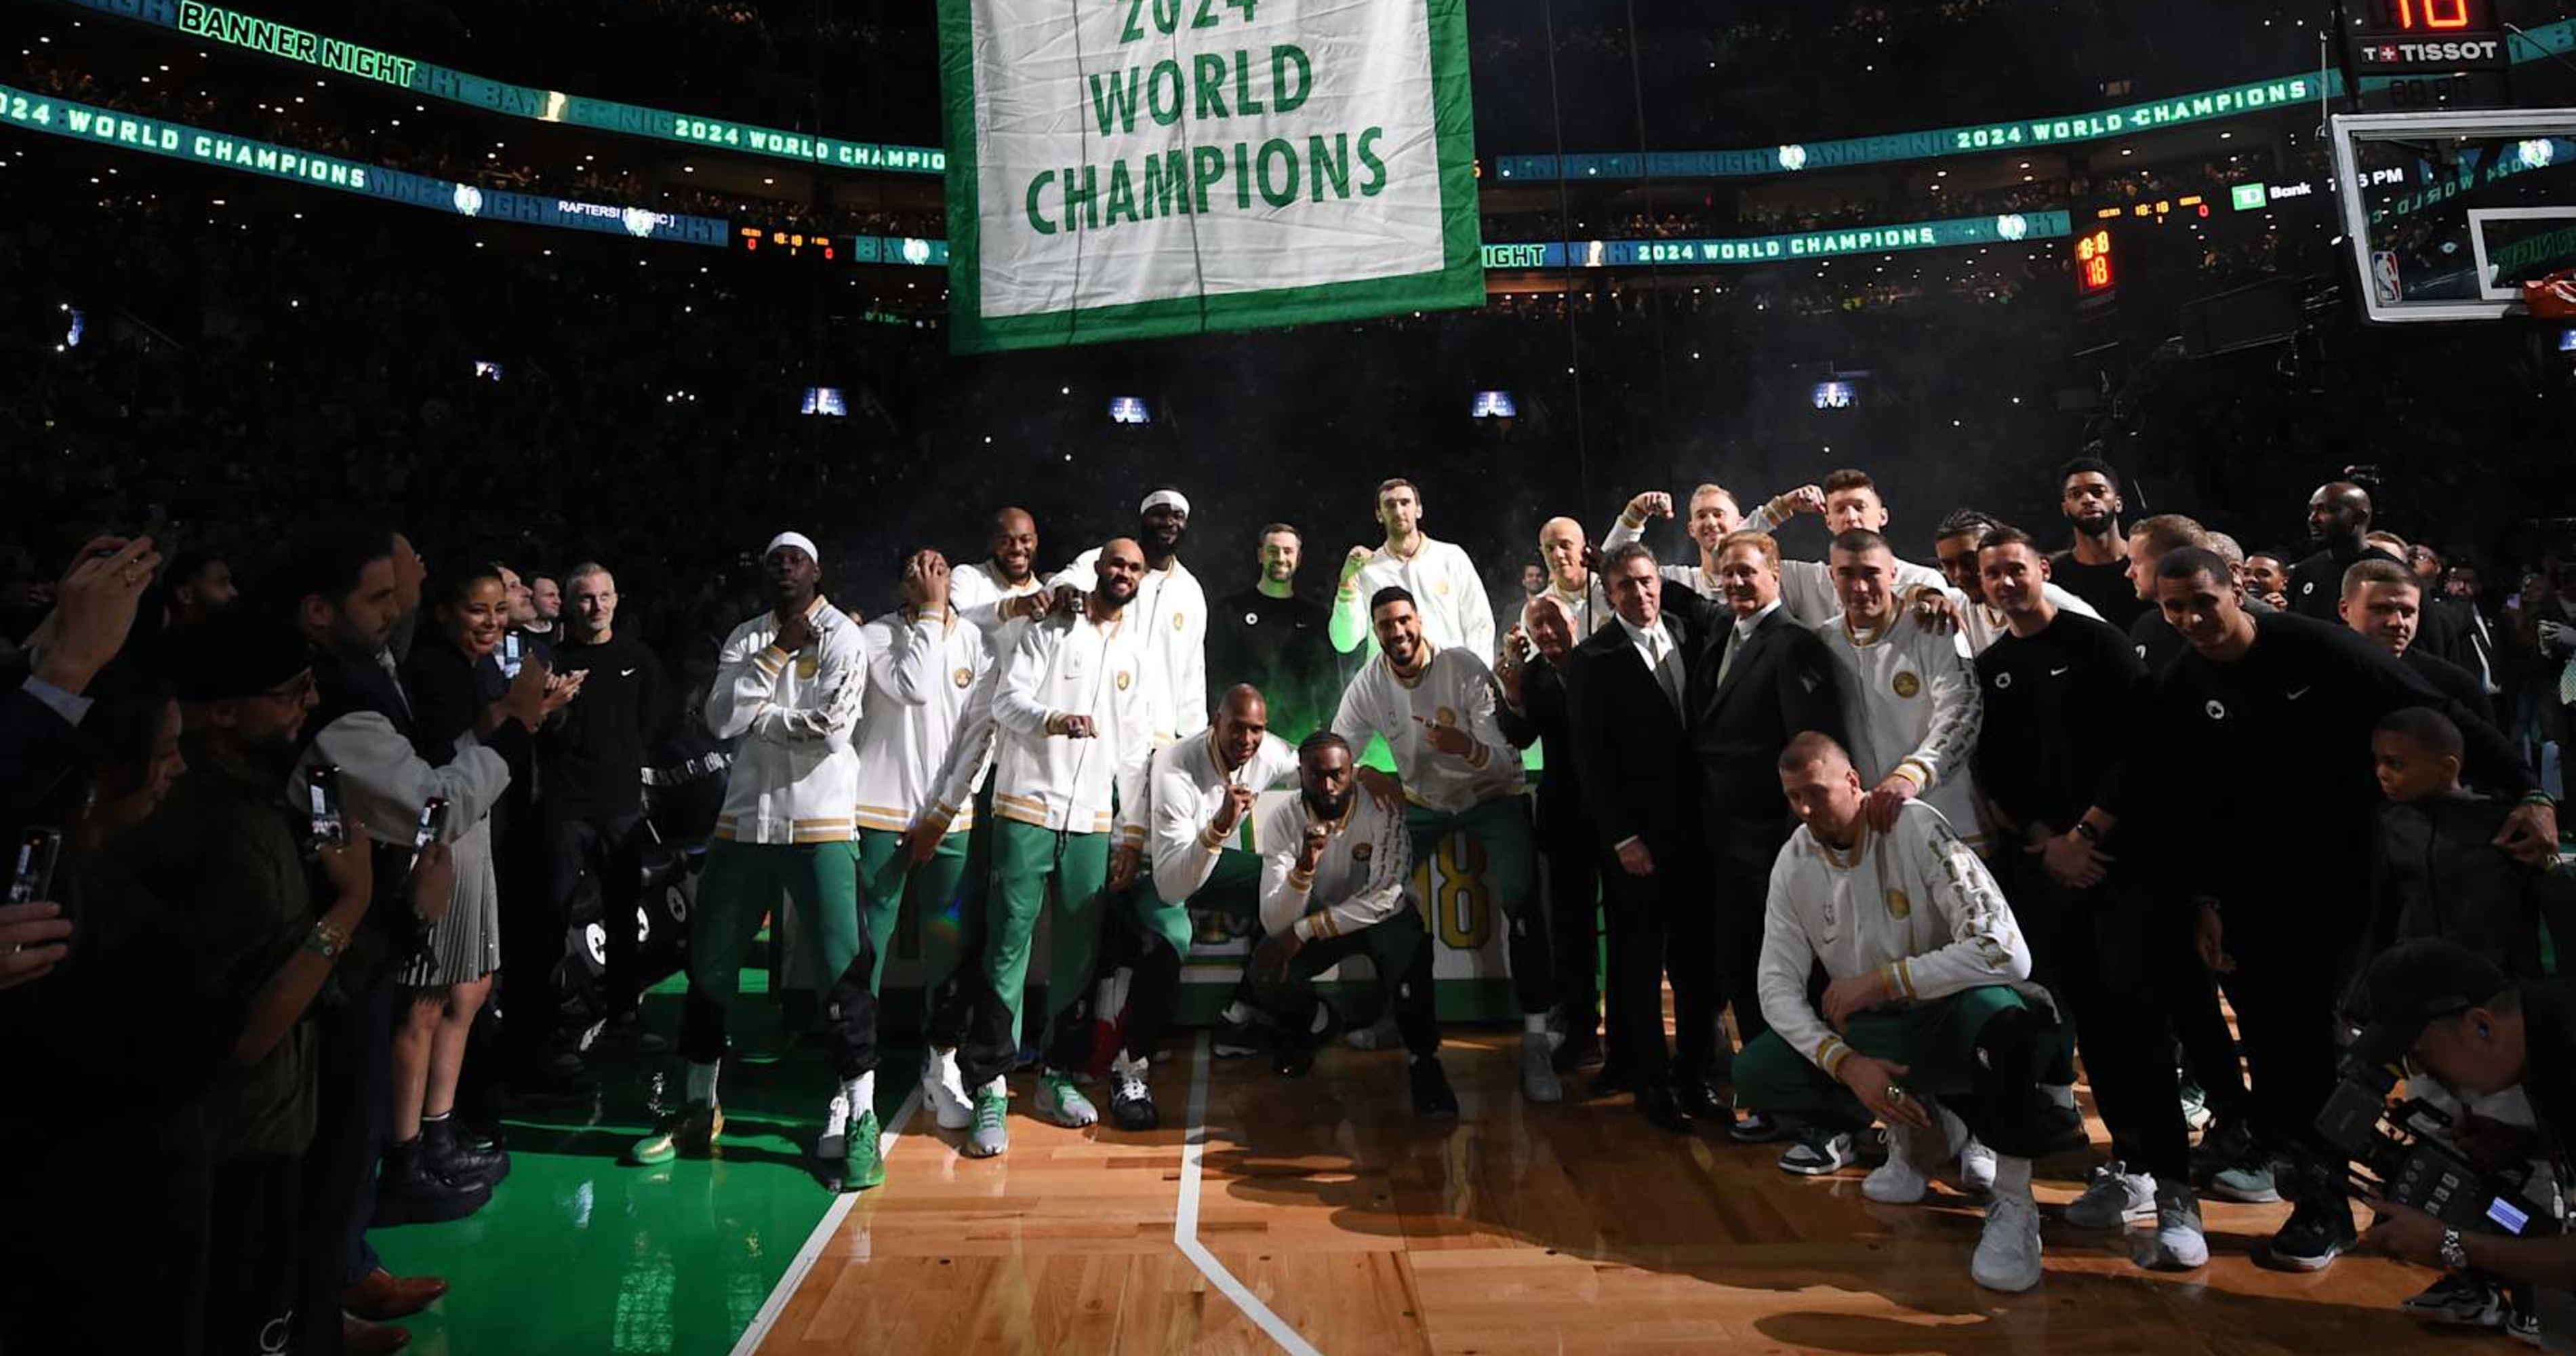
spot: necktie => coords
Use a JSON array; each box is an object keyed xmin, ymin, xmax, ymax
[
  {"xmin": 1651, "ymin": 631, "xmax": 1685, "ymax": 715},
  {"xmin": 1715, "ymin": 625, "xmax": 1744, "ymax": 691}
]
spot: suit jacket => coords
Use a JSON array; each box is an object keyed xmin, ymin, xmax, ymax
[
  {"xmin": 1687, "ymin": 604, "xmax": 1845, "ymax": 851},
  {"xmin": 1567, "ymin": 595, "xmax": 1724, "ymax": 856},
  {"xmin": 1495, "ymin": 655, "xmax": 1592, "ymax": 844}
]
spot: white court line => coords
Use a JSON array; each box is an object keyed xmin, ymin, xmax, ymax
[
  {"xmin": 728, "ymin": 1085, "xmax": 922, "ymax": 1356},
  {"xmin": 1177, "ymin": 1032, "xmax": 1326, "ymax": 1356}
]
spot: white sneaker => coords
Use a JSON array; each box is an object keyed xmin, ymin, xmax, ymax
[
  {"xmin": 922, "ymin": 1048, "xmax": 973, "ymax": 1132},
  {"xmin": 1519, "ymin": 1031, "xmax": 1563, "ymax": 1104},
  {"xmin": 2065, "ymin": 1161, "xmax": 2156, "ymax": 1229},
  {"xmin": 2146, "ymin": 1182, "xmax": 2209, "ymax": 1271},
  {"xmin": 1956, "ymin": 1134, "xmax": 1998, "ymax": 1196},
  {"xmin": 1972, "ymin": 1192, "xmax": 2045, "ymax": 1293},
  {"xmin": 1864, "ymin": 1122, "xmax": 1934, "ymax": 1205},
  {"xmin": 818, "ymin": 1091, "xmax": 852, "ymax": 1162},
  {"xmin": 1036, "ymin": 1069, "xmax": 1099, "ymax": 1128}
]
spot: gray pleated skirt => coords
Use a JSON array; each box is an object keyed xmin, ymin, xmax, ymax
[{"xmin": 398, "ymin": 815, "xmax": 502, "ymax": 987}]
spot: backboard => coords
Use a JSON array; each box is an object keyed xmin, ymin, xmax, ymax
[{"xmin": 2330, "ymin": 107, "xmax": 2576, "ymax": 322}]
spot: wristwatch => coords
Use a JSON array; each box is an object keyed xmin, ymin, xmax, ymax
[
  {"xmin": 2072, "ymin": 821, "xmax": 2102, "ymax": 843},
  {"xmin": 2439, "ymin": 1227, "xmax": 2470, "ymax": 1271}
]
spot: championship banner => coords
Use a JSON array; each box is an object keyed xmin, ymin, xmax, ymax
[{"xmin": 934, "ymin": 0, "xmax": 1485, "ymax": 354}]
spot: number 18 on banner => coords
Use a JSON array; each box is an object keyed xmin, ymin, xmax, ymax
[{"xmin": 935, "ymin": 0, "xmax": 1485, "ymax": 353}]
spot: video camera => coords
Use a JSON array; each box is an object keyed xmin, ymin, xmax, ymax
[{"xmin": 2316, "ymin": 1022, "xmax": 2557, "ymax": 1239}]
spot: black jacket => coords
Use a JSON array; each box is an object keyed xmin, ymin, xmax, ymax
[
  {"xmin": 2367, "ymin": 793, "xmax": 2576, "ymax": 981},
  {"xmin": 1495, "ymin": 654, "xmax": 1592, "ymax": 845},
  {"xmin": 1567, "ymin": 597, "xmax": 1723, "ymax": 857},
  {"xmin": 1685, "ymin": 603, "xmax": 1845, "ymax": 851}
]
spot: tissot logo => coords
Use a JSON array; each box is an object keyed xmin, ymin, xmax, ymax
[{"xmin": 2362, "ymin": 38, "xmax": 2501, "ymax": 64}]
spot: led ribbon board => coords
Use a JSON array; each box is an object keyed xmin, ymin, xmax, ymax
[
  {"xmin": 1493, "ymin": 20, "xmax": 2575, "ymax": 182},
  {"xmin": 54, "ymin": 0, "xmax": 946, "ymax": 174},
  {"xmin": 1476, "ymin": 210, "xmax": 2072, "ymax": 271},
  {"xmin": 936, "ymin": 0, "xmax": 1486, "ymax": 353},
  {"xmin": 0, "ymin": 83, "xmax": 731, "ymax": 244}
]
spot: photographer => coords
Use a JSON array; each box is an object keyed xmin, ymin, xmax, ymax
[{"xmin": 2351, "ymin": 940, "xmax": 2576, "ymax": 1340}]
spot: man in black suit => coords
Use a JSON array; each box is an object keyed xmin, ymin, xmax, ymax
[
  {"xmin": 1496, "ymin": 593, "xmax": 1608, "ymax": 1076},
  {"xmin": 1567, "ymin": 542, "xmax": 1728, "ymax": 1131},
  {"xmin": 1685, "ymin": 530, "xmax": 1845, "ymax": 1151}
]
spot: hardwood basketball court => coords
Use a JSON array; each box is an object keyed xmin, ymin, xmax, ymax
[{"xmin": 746, "ymin": 1029, "xmax": 2473, "ymax": 1355}]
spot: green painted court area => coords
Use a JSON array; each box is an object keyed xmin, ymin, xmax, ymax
[{"xmin": 369, "ymin": 970, "xmax": 914, "ymax": 1356}]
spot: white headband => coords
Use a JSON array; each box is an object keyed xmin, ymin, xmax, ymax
[
  {"xmin": 763, "ymin": 531, "xmax": 821, "ymax": 565},
  {"xmin": 1140, "ymin": 490, "xmax": 1190, "ymax": 517}
]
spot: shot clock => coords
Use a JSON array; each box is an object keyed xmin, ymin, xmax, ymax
[{"xmin": 2342, "ymin": 0, "xmax": 2508, "ymax": 75}]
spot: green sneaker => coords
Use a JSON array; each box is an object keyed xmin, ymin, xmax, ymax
[
  {"xmin": 843, "ymin": 1110, "xmax": 887, "ymax": 1191},
  {"xmin": 632, "ymin": 1102, "xmax": 723, "ymax": 1165},
  {"xmin": 1036, "ymin": 1069, "xmax": 1099, "ymax": 1128},
  {"xmin": 965, "ymin": 1080, "xmax": 1009, "ymax": 1158}
]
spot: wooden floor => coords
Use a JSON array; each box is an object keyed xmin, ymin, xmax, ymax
[{"xmin": 756, "ymin": 1031, "xmax": 2486, "ymax": 1354}]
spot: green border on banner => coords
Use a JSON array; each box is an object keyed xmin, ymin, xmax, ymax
[{"xmin": 938, "ymin": 0, "xmax": 1486, "ymax": 355}]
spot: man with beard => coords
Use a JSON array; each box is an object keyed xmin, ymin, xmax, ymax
[
  {"xmin": 1330, "ymin": 479, "xmax": 1497, "ymax": 660},
  {"xmin": 1971, "ymin": 527, "xmax": 2206, "ymax": 1271},
  {"xmin": 1333, "ymin": 586, "xmax": 1561, "ymax": 1102},
  {"xmin": 2285, "ymin": 481, "xmax": 2404, "ymax": 623},
  {"xmin": 284, "ymin": 527, "xmax": 520, "ymax": 1353},
  {"xmin": 1535, "ymin": 515, "xmax": 1614, "ymax": 637},
  {"xmin": 1250, "ymin": 732, "xmax": 1454, "ymax": 1115},
  {"xmin": 1628, "ymin": 473, "xmax": 1951, "ymax": 626},
  {"xmin": 2247, "ymin": 552, "xmax": 2294, "ymax": 612},
  {"xmin": 951, "ymin": 507, "xmax": 1046, "ymax": 624},
  {"xmin": 635, "ymin": 532, "xmax": 883, "ymax": 1190},
  {"xmin": 957, "ymin": 540, "xmax": 1156, "ymax": 1159},
  {"xmin": 1049, "ymin": 490, "xmax": 1208, "ymax": 745},
  {"xmin": 2343, "ymin": 558, "xmax": 2495, "ymax": 729},
  {"xmin": 1691, "ymin": 530, "xmax": 1845, "ymax": 1154},
  {"xmin": 1497, "ymin": 594, "xmax": 1609, "ymax": 1077},
  {"xmin": 1114, "ymin": 685, "xmax": 1398, "ymax": 1125},
  {"xmin": 1207, "ymin": 523, "xmax": 1333, "ymax": 736},
  {"xmin": 2049, "ymin": 456, "xmax": 2149, "ymax": 632},
  {"xmin": 2145, "ymin": 546, "xmax": 2556, "ymax": 1271},
  {"xmin": 1929, "ymin": 509, "xmax": 2101, "ymax": 655},
  {"xmin": 1735, "ymin": 732, "xmax": 2059, "ymax": 1294}
]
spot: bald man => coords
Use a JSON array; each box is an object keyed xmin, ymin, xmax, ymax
[
  {"xmin": 1536, "ymin": 515, "xmax": 1615, "ymax": 637},
  {"xmin": 2285, "ymin": 481, "xmax": 2402, "ymax": 624}
]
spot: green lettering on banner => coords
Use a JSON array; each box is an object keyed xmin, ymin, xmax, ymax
[
  {"xmin": 938, "ymin": 0, "xmax": 1489, "ymax": 353},
  {"xmin": 1194, "ymin": 55, "xmax": 1230, "ymax": 119},
  {"xmin": 1255, "ymin": 138, "xmax": 1298, "ymax": 207},
  {"xmin": 1141, "ymin": 148, "xmax": 1192, "ymax": 218}
]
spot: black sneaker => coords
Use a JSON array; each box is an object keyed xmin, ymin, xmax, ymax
[
  {"xmin": 2264, "ymin": 1195, "xmax": 2358, "ymax": 1271},
  {"xmin": 371, "ymin": 1141, "xmax": 494, "ymax": 1227},
  {"xmin": 1409, "ymin": 1057, "xmax": 1460, "ymax": 1119},
  {"xmin": 1729, "ymin": 1111, "xmax": 1786, "ymax": 1144},
  {"xmin": 2399, "ymin": 1272, "xmax": 2505, "ymax": 1328},
  {"xmin": 1108, "ymin": 1060, "xmax": 1159, "ymax": 1132}
]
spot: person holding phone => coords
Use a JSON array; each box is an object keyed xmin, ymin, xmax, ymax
[{"xmin": 389, "ymin": 566, "xmax": 559, "ymax": 1223}]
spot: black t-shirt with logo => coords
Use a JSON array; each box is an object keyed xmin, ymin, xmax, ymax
[{"xmin": 543, "ymin": 633, "xmax": 667, "ymax": 820}]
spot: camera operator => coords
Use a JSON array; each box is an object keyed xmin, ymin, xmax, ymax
[{"xmin": 2352, "ymin": 940, "xmax": 2576, "ymax": 1340}]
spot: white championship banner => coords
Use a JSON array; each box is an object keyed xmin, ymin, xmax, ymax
[{"xmin": 934, "ymin": 0, "xmax": 1485, "ymax": 353}]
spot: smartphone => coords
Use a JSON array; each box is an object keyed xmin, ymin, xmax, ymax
[
  {"xmin": 7, "ymin": 827, "xmax": 63, "ymax": 908},
  {"xmin": 502, "ymin": 631, "xmax": 524, "ymax": 679},
  {"xmin": 306, "ymin": 764, "xmax": 346, "ymax": 848},
  {"xmin": 414, "ymin": 797, "xmax": 451, "ymax": 851}
]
